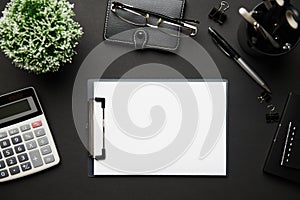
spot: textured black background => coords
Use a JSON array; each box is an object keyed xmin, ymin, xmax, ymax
[{"xmin": 1, "ymin": 0, "xmax": 300, "ymax": 199}]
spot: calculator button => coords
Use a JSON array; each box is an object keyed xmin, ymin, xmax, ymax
[
  {"xmin": 41, "ymin": 146, "xmax": 52, "ymax": 155},
  {"xmin": 0, "ymin": 170, "xmax": 9, "ymax": 179},
  {"xmin": 0, "ymin": 139, "xmax": 11, "ymax": 148},
  {"xmin": 22, "ymin": 132, "xmax": 34, "ymax": 141},
  {"xmin": 21, "ymin": 162, "xmax": 32, "ymax": 172},
  {"xmin": 0, "ymin": 132, "xmax": 7, "ymax": 139},
  {"xmin": 26, "ymin": 140, "xmax": 37, "ymax": 150},
  {"xmin": 37, "ymin": 137, "xmax": 49, "ymax": 147},
  {"xmin": 44, "ymin": 155, "xmax": 55, "ymax": 164},
  {"xmin": 9, "ymin": 166, "xmax": 20, "ymax": 175},
  {"xmin": 3, "ymin": 148, "xmax": 14, "ymax": 157},
  {"xmin": 11, "ymin": 135, "xmax": 22, "ymax": 145},
  {"xmin": 34, "ymin": 128, "xmax": 46, "ymax": 137},
  {"xmin": 8, "ymin": 128, "xmax": 19, "ymax": 136},
  {"xmin": 32, "ymin": 121, "xmax": 42, "ymax": 128},
  {"xmin": 6, "ymin": 157, "xmax": 17, "ymax": 166},
  {"xmin": 0, "ymin": 160, "xmax": 5, "ymax": 169},
  {"xmin": 17, "ymin": 153, "xmax": 29, "ymax": 163},
  {"xmin": 20, "ymin": 124, "xmax": 31, "ymax": 132},
  {"xmin": 0, "ymin": 152, "xmax": 2, "ymax": 159},
  {"xmin": 14, "ymin": 144, "xmax": 25, "ymax": 154},
  {"xmin": 29, "ymin": 150, "xmax": 43, "ymax": 168}
]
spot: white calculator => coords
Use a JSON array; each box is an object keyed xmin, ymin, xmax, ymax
[{"xmin": 0, "ymin": 87, "xmax": 60, "ymax": 182}]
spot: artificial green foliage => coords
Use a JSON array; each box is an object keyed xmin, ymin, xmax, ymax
[{"xmin": 0, "ymin": 0, "xmax": 83, "ymax": 74}]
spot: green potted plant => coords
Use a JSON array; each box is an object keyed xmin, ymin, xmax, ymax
[{"xmin": 0, "ymin": 0, "xmax": 83, "ymax": 74}]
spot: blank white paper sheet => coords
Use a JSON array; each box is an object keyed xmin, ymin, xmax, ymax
[{"xmin": 90, "ymin": 80, "xmax": 227, "ymax": 176}]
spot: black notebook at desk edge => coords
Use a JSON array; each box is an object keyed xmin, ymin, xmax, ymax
[{"xmin": 264, "ymin": 92, "xmax": 300, "ymax": 183}]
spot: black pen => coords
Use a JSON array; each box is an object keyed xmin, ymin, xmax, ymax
[{"xmin": 208, "ymin": 27, "xmax": 272, "ymax": 93}]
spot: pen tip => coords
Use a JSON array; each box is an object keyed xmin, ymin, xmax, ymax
[{"xmin": 263, "ymin": 85, "xmax": 272, "ymax": 94}]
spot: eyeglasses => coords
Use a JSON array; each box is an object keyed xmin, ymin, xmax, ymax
[{"xmin": 111, "ymin": 1, "xmax": 199, "ymax": 37}]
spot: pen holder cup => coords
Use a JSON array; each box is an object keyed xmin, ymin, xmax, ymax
[{"xmin": 238, "ymin": 1, "xmax": 300, "ymax": 56}]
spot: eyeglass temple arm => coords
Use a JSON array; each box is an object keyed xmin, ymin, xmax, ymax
[
  {"xmin": 183, "ymin": 22, "xmax": 198, "ymax": 36},
  {"xmin": 179, "ymin": 18, "xmax": 200, "ymax": 24},
  {"xmin": 164, "ymin": 19, "xmax": 198, "ymax": 36}
]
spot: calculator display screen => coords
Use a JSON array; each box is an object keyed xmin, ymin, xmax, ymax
[
  {"xmin": 0, "ymin": 99, "xmax": 31, "ymax": 120},
  {"xmin": 0, "ymin": 97, "xmax": 38, "ymax": 125}
]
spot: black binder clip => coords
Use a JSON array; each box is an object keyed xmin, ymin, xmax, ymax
[
  {"xmin": 209, "ymin": 1, "xmax": 230, "ymax": 25},
  {"xmin": 258, "ymin": 91, "xmax": 279, "ymax": 123},
  {"xmin": 266, "ymin": 104, "xmax": 280, "ymax": 124}
]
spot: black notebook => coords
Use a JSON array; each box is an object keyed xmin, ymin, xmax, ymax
[
  {"xmin": 264, "ymin": 93, "xmax": 300, "ymax": 183},
  {"xmin": 104, "ymin": 0, "xmax": 185, "ymax": 50}
]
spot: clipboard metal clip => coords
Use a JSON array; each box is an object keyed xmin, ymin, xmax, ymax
[{"xmin": 89, "ymin": 97, "xmax": 106, "ymax": 160}]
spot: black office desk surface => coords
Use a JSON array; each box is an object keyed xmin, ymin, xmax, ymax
[{"xmin": 1, "ymin": 0, "xmax": 300, "ymax": 199}]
